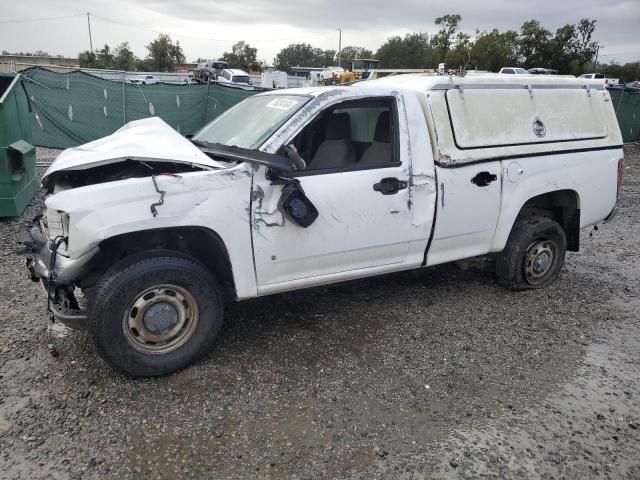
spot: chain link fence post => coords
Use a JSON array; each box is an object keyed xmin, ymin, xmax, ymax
[{"xmin": 121, "ymin": 70, "xmax": 126, "ymax": 125}]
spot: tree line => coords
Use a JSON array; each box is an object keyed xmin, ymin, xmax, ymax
[
  {"xmin": 74, "ymin": 16, "xmax": 639, "ymax": 81},
  {"xmin": 274, "ymin": 15, "xmax": 637, "ymax": 81},
  {"xmin": 78, "ymin": 34, "xmax": 186, "ymax": 72}
]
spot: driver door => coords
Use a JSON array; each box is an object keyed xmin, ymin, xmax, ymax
[{"xmin": 251, "ymin": 96, "xmax": 414, "ymax": 294}]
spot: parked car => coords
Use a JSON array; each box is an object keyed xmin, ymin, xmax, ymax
[
  {"xmin": 216, "ymin": 68, "xmax": 252, "ymax": 85},
  {"xmin": 20, "ymin": 74, "xmax": 623, "ymax": 377},
  {"xmin": 625, "ymin": 80, "xmax": 640, "ymax": 91},
  {"xmin": 579, "ymin": 73, "xmax": 620, "ymax": 87},
  {"xmin": 129, "ymin": 75, "xmax": 157, "ymax": 85},
  {"xmin": 527, "ymin": 68, "xmax": 558, "ymax": 75},
  {"xmin": 193, "ymin": 60, "xmax": 229, "ymax": 82},
  {"xmin": 499, "ymin": 67, "xmax": 529, "ymax": 74}
]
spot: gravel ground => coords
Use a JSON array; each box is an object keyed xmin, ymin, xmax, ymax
[{"xmin": 0, "ymin": 145, "xmax": 639, "ymax": 480}]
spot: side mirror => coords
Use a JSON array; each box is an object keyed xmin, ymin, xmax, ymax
[{"xmin": 278, "ymin": 181, "xmax": 318, "ymax": 228}]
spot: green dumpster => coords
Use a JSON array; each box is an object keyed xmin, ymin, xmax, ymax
[{"xmin": 0, "ymin": 72, "xmax": 39, "ymax": 217}]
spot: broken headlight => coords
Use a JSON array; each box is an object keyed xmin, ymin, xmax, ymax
[{"xmin": 46, "ymin": 208, "xmax": 70, "ymax": 246}]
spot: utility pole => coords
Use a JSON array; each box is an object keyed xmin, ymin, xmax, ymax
[
  {"xmin": 87, "ymin": 12, "xmax": 93, "ymax": 54},
  {"xmin": 337, "ymin": 28, "xmax": 342, "ymax": 67}
]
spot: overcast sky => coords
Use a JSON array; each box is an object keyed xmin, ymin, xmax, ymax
[{"xmin": 1, "ymin": 0, "xmax": 639, "ymax": 65}]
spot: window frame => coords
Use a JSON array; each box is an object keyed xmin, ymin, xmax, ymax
[{"xmin": 283, "ymin": 96, "xmax": 402, "ymax": 177}]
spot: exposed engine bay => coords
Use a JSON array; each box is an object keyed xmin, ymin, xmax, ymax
[{"xmin": 43, "ymin": 160, "xmax": 207, "ymax": 193}]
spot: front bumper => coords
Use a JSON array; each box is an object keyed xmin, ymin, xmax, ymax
[{"xmin": 18, "ymin": 220, "xmax": 98, "ymax": 330}]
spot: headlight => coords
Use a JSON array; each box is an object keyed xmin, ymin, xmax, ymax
[{"xmin": 46, "ymin": 208, "xmax": 70, "ymax": 245}]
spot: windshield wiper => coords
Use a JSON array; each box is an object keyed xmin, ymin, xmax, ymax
[{"xmin": 190, "ymin": 139, "xmax": 208, "ymax": 148}]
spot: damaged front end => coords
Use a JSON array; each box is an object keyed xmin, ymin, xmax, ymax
[{"xmin": 17, "ymin": 216, "xmax": 99, "ymax": 329}]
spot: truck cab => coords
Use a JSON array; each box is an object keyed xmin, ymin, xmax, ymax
[{"xmin": 21, "ymin": 74, "xmax": 624, "ymax": 376}]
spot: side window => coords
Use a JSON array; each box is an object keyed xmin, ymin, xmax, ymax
[
  {"xmin": 595, "ymin": 73, "xmax": 605, "ymax": 79},
  {"xmin": 287, "ymin": 98, "xmax": 398, "ymax": 173},
  {"xmin": 503, "ymin": 69, "xmax": 514, "ymax": 74}
]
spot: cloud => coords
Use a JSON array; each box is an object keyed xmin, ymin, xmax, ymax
[{"xmin": 1, "ymin": 0, "xmax": 639, "ymax": 63}]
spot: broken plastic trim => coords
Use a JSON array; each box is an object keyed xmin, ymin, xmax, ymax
[
  {"xmin": 194, "ymin": 141, "xmax": 294, "ymax": 172},
  {"xmin": 277, "ymin": 180, "xmax": 319, "ymax": 228}
]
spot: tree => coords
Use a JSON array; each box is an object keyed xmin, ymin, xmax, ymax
[
  {"xmin": 470, "ymin": 29, "xmax": 520, "ymax": 71},
  {"xmin": 375, "ymin": 33, "xmax": 436, "ymax": 69},
  {"xmin": 78, "ymin": 50, "xmax": 98, "ymax": 68},
  {"xmin": 338, "ymin": 46, "xmax": 374, "ymax": 67},
  {"xmin": 432, "ymin": 14, "xmax": 462, "ymax": 59},
  {"xmin": 274, "ymin": 43, "xmax": 337, "ymax": 71},
  {"xmin": 573, "ymin": 18, "xmax": 599, "ymax": 66},
  {"xmin": 113, "ymin": 42, "xmax": 137, "ymax": 71},
  {"xmin": 95, "ymin": 44, "xmax": 114, "ymax": 69},
  {"xmin": 222, "ymin": 41, "xmax": 258, "ymax": 71},
  {"xmin": 145, "ymin": 34, "xmax": 185, "ymax": 72},
  {"xmin": 519, "ymin": 20, "xmax": 552, "ymax": 68},
  {"xmin": 444, "ymin": 32, "xmax": 472, "ymax": 69},
  {"xmin": 548, "ymin": 24, "xmax": 576, "ymax": 73},
  {"xmin": 275, "ymin": 43, "xmax": 318, "ymax": 71},
  {"xmin": 317, "ymin": 49, "xmax": 337, "ymax": 67}
]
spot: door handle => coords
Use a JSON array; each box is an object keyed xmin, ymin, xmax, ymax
[
  {"xmin": 373, "ymin": 177, "xmax": 408, "ymax": 195},
  {"xmin": 471, "ymin": 171, "xmax": 498, "ymax": 187}
]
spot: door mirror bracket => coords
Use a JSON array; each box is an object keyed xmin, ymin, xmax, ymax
[{"xmin": 276, "ymin": 179, "xmax": 319, "ymax": 228}]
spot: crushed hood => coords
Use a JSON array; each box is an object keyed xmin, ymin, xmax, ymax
[{"xmin": 43, "ymin": 117, "xmax": 223, "ymax": 182}]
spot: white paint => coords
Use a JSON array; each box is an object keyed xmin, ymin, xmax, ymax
[
  {"xmin": 42, "ymin": 117, "xmax": 223, "ymax": 181},
  {"xmin": 427, "ymin": 163, "xmax": 502, "ymax": 266},
  {"xmin": 38, "ymin": 73, "xmax": 623, "ymax": 305}
]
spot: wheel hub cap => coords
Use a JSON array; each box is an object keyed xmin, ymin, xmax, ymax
[
  {"xmin": 123, "ymin": 284, "xmax": 199, "ymax": 354},
  {"xmin": 143, "ymin": 302, "xmax": 179, "ymax": 335},
  {"xmin": 533, "ymin": 251, "xmax": 551, "ymax": 274},
  {"xmin": 524, "ymin": 240, "xmax": 557, "ymax": 285}
]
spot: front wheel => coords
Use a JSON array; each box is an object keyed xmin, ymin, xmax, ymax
[
  {"xmin": 88, "ymin": 251, "xmax": 224, "ymax": 377},
  {"xmin": 496, "ymin": 216, "xmax": 567, "ymax": 290}
]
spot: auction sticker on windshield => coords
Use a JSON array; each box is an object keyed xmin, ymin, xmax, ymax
[{"xmin": 266, "ymin": 98, "xmax": 299, "ymax": 110}]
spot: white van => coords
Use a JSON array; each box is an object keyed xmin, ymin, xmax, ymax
[{"xmin": 21, "ymin": 73, "xmax": 624, "ymax": 376}]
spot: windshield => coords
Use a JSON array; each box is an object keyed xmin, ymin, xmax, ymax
[
  {"xmin": 514, "ymin": 68, "xmax": 527, "ymax": 74},
  {"xmin": 193, "ymin": 95, "xmax": 309, "ymax": 150}
]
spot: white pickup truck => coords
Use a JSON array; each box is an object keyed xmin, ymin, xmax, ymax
[{"xmin": 20, "ymin": 74, "xmax": 624, "ymax": 376}]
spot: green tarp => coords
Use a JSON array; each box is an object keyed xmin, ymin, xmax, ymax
[
  {"xmin": 609, "ymin": 87, "xmax": 640, "ymax": 143},
  {"xmin": 19, "ymin": 67, "xmax": 261, "ymax": 149}
]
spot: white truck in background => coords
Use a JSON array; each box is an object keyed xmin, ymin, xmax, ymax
[
  {"xmin": 579, "ymin": 73, "xmax": 620, "ymax": 87},
  {"xmin": 20, "ymin": 74, "xmax": 624, "ymax": 377}
]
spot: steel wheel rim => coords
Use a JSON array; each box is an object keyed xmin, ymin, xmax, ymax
[
  {"xmin": 524, "ymin": 239, "xmax": 559, "ymax": 285},
  {"xmin": 123, "ymin": 284, "xmax": 199, "ymax": 354}
]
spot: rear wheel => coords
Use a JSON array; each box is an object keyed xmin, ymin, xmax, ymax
[
  {"xmin": 88, "ymin": 251, "xmax": 223, "ymax": 377},
  {"xmin": 496, "ymin": 216, "xmax": 567, "ymax": 290}
]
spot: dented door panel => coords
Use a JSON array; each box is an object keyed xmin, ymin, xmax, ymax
[
  {"xmin": 251, "ymin": 90, "xmax": 436, "ymax": 293},
  {"xmin": 426, "ymin": 162, "xmax": 502, "ymax": 266}
]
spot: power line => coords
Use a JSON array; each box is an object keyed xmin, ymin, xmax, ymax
[
  {"xmin": 90, "ymin": 13, "xmax": 333, "ymax": 43},
  {"xmin": 0, "ymin": 13, "xmax": 84, "ymax": 24}
]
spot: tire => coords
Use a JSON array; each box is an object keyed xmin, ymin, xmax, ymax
[
  {"xmin": 496, "ymin": 216, "xmax": 567, "ymax": 290},
  {"xmin": 88, "ymin": 250, "xmax": 224, "ymax": 377}
]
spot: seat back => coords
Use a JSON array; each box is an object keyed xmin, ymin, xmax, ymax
[
  {"xmin": 360, "ymin": 111, "xmax": 392, "ymax": 166},
  {"xmin": 310, "ymin": 113, "xmax": 356, "ymax": 169}
]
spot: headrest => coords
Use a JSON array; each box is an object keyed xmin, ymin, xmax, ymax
[
  {"xmin": 374, "ymin": 111, "xmax": 391, "ymax": 143},
  {"xmin": 325, "ymin": 113, "xmax": 351, "ymax": 140}
]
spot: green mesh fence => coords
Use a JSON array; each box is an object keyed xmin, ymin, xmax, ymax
[
  {"xmin": 610, "ymin": 87, "xmax": 640, "ymax": 143},
  {"xmin": 19, "ymin": 67, "xmax": 261, "ymax": 149}
]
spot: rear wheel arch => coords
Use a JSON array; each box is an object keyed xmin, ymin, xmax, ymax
[{"xmin": 513, "ymin": 189, "xmax": 581, "ymax": 252}]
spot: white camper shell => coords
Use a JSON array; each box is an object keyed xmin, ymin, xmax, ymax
[{"xmin": 22, "ymin": 73, "xmax": 624, "ymax": 376}]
